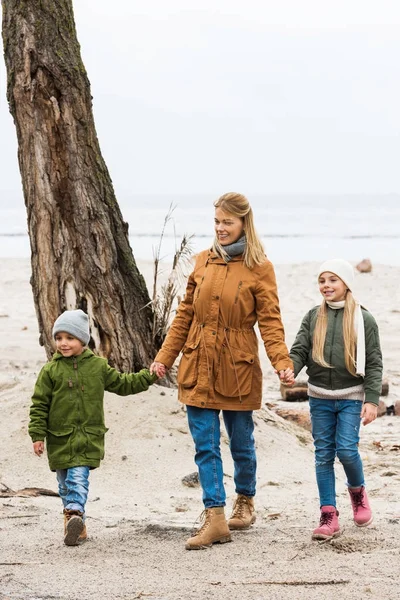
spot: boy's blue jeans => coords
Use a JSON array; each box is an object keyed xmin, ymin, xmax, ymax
[
  {"xmin": 56, "ymin": 466, "xmax": 90, "ymax": 517},
  {"xmin": 309, "ymin": 398, "xmax": 365, "ymax": 508},
  {"xmin": 186, "ymin": 405, "xmax": 256, "ymax": 508}
]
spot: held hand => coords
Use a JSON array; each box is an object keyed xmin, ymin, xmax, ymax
[
  {"xmin": 150, "ymin": 361, "xmax": 167, "ymax": 378},
  {"xmin": 275, "ymin": 368, "xmax": 295, "ymax": 386},
  {"xmin": 361, "ymin": 403, "xmax": 378, "ymax": 426},
  {"xmin": 33, "ymin": 441, "xmax": 44, "ymax": 457}
]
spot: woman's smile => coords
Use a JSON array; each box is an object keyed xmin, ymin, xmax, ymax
[{"xmin": 214, "ymin": 207, "xmax": 244, "ymax": 246}]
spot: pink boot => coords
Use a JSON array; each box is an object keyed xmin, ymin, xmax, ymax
[
  {"xmin": 348, "ymin": 486, "xmax": 373, "ymax": 527},
  {"xmin": 312, "ymin": 506, "xmax": 340, "ymax": 540}
]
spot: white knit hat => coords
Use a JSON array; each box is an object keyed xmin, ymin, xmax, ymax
[
  {"xmin": 52, "ymin": 309, "xmax": 90, "ymax": 345},
  {"xmin": 317, "ymin": 259, "xmax": 355, "ymax": 291}
]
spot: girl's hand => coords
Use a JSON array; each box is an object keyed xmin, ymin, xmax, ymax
[
  {"xmin": 361, "ymin": 403, "xmax": 378, "ymax": 426},
  {"xmin": 150, "ymin": 361, "xmax": 167, "ymax": 378},
  {"xmin": 33, "ymin": 441, "xmax": 44, "ymax": 456},
  {"xmin": 275, "ymin": 368, "xmax": 295, "ymax": 386}
]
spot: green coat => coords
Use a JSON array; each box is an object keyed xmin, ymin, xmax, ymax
[
  {"xmin": 29, "ymin": 349, "xmax": 156, "ymax": 471},
  {"xmin": 290, "ymin": 306, "xmax": 383, "ymax": 405}
]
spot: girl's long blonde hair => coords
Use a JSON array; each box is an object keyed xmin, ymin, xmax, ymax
[
  {"xmin": 312, "ymin": 291, "xmax": 357, "ymax": 375},
  {"xmin": 212, "ymin": 192, "xmax": 266, "ymax": 269}
]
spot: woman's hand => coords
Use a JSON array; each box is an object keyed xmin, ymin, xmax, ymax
[
  {"xmin": 275, "ymin": 368, "xmax": 295, "ymax": 386},
  {"xmin": 33, "ymin": 441, "xmax": 44, "ymax": 456},
  {"xmin": 150, "ymin": 361, "xmax": 167, "ymax": 378},
  {"xmin": 361, "ymin": 403, "xmax": 378, "ymax": 426}
]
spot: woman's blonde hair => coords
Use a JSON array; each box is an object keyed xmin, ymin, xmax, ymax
[
  {"xmin": 212, "ymin": 192, "xmax": 266, "ymax": 269},
  {"xmin": 312, "ymin": 291, "xmax": 357, "ymax": 375}
]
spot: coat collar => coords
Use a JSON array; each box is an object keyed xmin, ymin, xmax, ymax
[{"xmin": 206, "ymin": 249, "xmax": 244, "ymax": 264}]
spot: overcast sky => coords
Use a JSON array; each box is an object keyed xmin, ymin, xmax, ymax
[{"xmin": 1, "ymin": 0, "xmax": 399, "ymax": 196}]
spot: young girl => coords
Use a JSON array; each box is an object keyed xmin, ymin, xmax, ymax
[
  {"xmin": 29, "ymin": 309, "xmax": 157, "ymax": 546},
  {"xmin": 290, "ymin": 259, "xmax": 382, "ymax": 540}
]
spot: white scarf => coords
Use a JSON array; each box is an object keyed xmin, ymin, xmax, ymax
[{"xmin": 326, "ymin": 300, "xmax": 366, "ymax": 377}]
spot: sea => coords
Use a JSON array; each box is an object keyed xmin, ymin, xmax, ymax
[{"xmin": 0, "ymin": 193, "xmax": 399, "ymax": 266}]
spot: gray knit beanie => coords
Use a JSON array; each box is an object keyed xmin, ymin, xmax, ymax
[{"xmin": 52, "ymin": 309, "xmax": 90, "ymax": 345}]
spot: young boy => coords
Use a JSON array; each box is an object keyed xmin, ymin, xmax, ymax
[{"xmin": 28, "ymin": 309, "xmax": 157, "ymax": 546}]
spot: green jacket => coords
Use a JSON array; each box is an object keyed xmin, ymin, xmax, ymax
[
  {"xmin": 290, "ymin": 306, "xmax": 383, "ymax": 405},
  {"xmin": 28, "ymin": 349, "xmax": 157, "ymax": 471}
]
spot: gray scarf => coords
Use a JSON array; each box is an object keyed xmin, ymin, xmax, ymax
[{"xmin": 221, "ymin": 235, "xmax": 247, "ymax": 262}]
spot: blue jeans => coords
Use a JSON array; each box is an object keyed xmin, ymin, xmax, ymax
[
  {"xmin": 309, "ymin": 398, "xmax": 365, "ymax": 508},
  {"xmin": 186, "ymin": 406, "xmax": 256, "ymax": 508},
  {"xmin": 56, "ymin": 466, "xmax": 90, "ymax": 517}
]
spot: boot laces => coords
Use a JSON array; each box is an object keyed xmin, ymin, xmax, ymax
[
  {"xmin": 351, "ymin": 490, "xmax": 366, "ymax": 512},
  {"xmin": 319, "ymin": 510, "xmax": 334, "ymax": 526},
  {"xmin": 232, "ymin": 495, "xmax": 251, "ymax": 519},
  {"xmin": 64, "ymin": 509, "xmax": 83, "ymax": 521},
  {"xmin": 192, "ymin": 509, "xmax": 211, "ymax": 536}
]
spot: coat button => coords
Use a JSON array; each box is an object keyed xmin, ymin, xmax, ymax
[
  {"xmin": 201, "ymin": 402, "xmax": 205, "ymax": 406},
  {"xmin": 215, "ymin": 295, "xmax": 220, "ymax": 299},
  {"xmin": 212, "ymin": 331, "xmax": 216, "ymax": 335}
]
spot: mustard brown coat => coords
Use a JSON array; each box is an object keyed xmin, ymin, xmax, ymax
[{"xmin": 155, "ymin": 249, "xmax": 293, "ymax": 410}]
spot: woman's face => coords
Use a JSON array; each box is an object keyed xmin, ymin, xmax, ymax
[
  {"xmin": 214, "ymin": 207, "xmax": 244, "ymax": 246},
  {"xmin": 318, "ymin": 271, "xmax": 348, "ymax": 302}
]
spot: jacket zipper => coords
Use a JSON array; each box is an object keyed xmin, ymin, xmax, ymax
[
  {"xmin": 234, "ymin": 281, "xmax": 243, "ymax": 304},
  {"xmin": 329, "ymin": 311, "xmax": 338, "ymax": 389},
  {"xmin": 195, "ymin": 276, "xmax": 205, "ymax": 301},
  {"xmin": 73, "ymin": 358, "xmax": 81, "ymax": 455}
]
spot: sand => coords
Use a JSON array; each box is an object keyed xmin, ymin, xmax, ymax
[{"xmin": 0, "ymin": 257, "xmax": 399, "ymax": 600}]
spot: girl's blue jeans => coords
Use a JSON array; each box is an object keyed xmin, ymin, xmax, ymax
[
  {"xmin": 56, "ymin": 466, "xmax": 90, "ymax": 517},
  {"xmin": 309, "ymin": 398, "xmax": 365, "ymax": 508},
  {"xmin": 186, "ymin": 405, "xmax": 256, "ymax": 508}
]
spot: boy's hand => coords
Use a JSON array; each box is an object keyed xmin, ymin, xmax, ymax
[
  {"xmin": 150, "ymin": 361, "xmax": 167, "ymax": 378},
  {"xmin": 33, "ymin": 441, "xmax": 44, "ymax": 456},
  {"xmin": 275, "ymin": 368, "xmax": 295, "ymax": 386},
  {"xmin": 361, "ymin": 403, "xmax": 378, "ymax": 426}
]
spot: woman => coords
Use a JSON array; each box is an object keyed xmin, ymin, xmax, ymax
[{"xmin": 151, "ymin": 192, "xmax": 294, "ymax": 550}]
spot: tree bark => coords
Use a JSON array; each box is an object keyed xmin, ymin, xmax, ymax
[{"xmin": 2, "ymin": 0, "xmax": 161, "ymax": 371}]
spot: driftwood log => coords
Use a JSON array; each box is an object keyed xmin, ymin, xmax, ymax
[{"xmin": 274, "ymin": 409, "xmax": 311, "ymax": 431}]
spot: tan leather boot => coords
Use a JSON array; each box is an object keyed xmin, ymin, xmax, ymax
[
  {"xmin": 63, "ymin": 509, "xmax": 84, "ymax": 546},
  {"xmin": 78, "ymin": 523, "xmax": 87, "ymax": 541},
  {"xmin": 228, "ymin": 494, "xmax": 256, "ymax": 530},
  {"xmin": 185, "ymin": 507, "xmax": 232, "ymax": 550}
]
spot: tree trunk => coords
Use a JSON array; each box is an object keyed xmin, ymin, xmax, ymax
[{"xmin": 2, "ymin": 0, "xmax": 161, "ymax": 371}]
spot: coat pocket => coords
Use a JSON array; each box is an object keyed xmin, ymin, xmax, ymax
[
  {"xmin": 215, "ymin": 346, "xmax": 255, "ymax": 397},
  {"xmin": 47, "ymin": 427, "xmax": 74, "ymax": 464},
  {"xmin": 177, "ymin": 341, "xmax": 200, "ymax": 389},
  {"xmin": 84, "ymin": 425, "xmax": 109, "ymax": 460}
]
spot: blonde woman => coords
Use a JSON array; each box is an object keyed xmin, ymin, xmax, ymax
[
  {"xmin": 290, "ymin": 259, "xmax": 382, "ymax": 540},
  {"xmin": 151, "ymin": 192, "xmax": 293, "ymax": 550}
]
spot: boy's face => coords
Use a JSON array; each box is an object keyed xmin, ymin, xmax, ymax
[{"xmin": 55, "ymin": 332, "xmax": 85, "ymax": 357}]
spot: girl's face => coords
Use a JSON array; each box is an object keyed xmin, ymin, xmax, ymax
[
  {"xmin": 55, "ymin": 332, "xmax": 85, "ymax": 357},
  {"xmin": 214, "ymin": 207, "xmax": 244, "ymax": 246},
  {"xmin": 318, "ymin": 271, "xmax": 348, "ymax": 302}
]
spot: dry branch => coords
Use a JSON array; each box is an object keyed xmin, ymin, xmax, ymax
[
  {"xmin": 211, "ymin": 579, "xmax": 350, "ymax": 587},
  {"xmin": 0, "ymin": 483, "xmax": 58, "ymax": 498}
]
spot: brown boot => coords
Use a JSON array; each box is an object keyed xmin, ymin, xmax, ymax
[
  {"xmin": 185, "ymin": 507, "xmax": 232, "ymax": 550},
  {"xmin": 78, "ymin": 523, "xmax": 87, "ymax": 541},
  {"xmin": 63, "ymin": 509, "xmax": 84, "ymax": 546},
  {"xmin": 228, "ymin": 494, "xmax": 256, "ymax": 530}
]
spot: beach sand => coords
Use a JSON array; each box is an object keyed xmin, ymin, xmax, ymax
[{"xmin": 0, "ymin": 258, "xmax": 399, "ymax": 600}]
